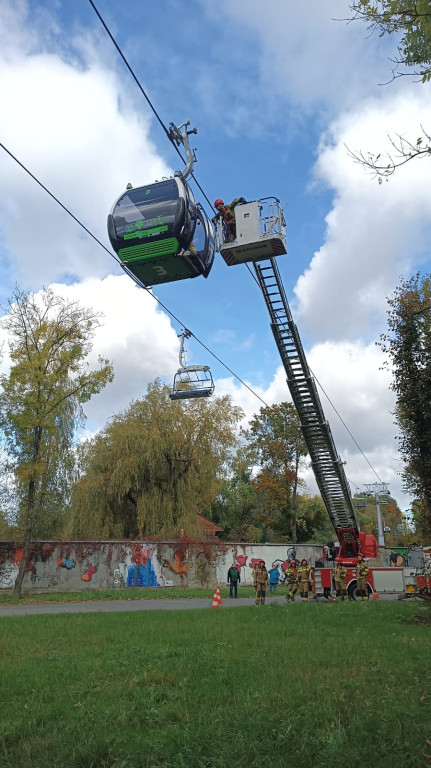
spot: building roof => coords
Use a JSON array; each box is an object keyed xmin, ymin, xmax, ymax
[{"xmin": 196, "ymin": 514, "xmax": 223, "ymax": 538}]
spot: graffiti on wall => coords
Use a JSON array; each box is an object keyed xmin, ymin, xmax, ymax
[
  {"xmin": 0, "ymin": 539, "xmax": 325, "ymax": 592},
  {"xmin": 161, "ymin": 549, "xmax": 188, "ymax": 576},
  {"xmin": 81, "ymin": 564, "xmax": 97, "ymax": 582},
  {"xmin": 388, "ymin": 549, "xmax": 407, "ymax": 567}
]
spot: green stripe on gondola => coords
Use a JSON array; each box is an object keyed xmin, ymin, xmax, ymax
[{"xmin": 118, "ymin": 238, "xmax": 179, "ymax": 263}]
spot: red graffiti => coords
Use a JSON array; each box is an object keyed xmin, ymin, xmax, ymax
[
  {"xmin": 235, "ymin": 555, "xmax": 248, "ymax": 567},
  {"xmin": 81, "ymin": 565, "xmax": 97, "ymax": 582},
  {"xmin": 131, "ymin": 545, "xmax": 152, "ymax": 566}
]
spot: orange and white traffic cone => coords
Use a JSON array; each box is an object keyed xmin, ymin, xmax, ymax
[
  {"xmin": 372, "ymin": 592, "xmax": 380, "ymax": 599},
  {"xmin": 212, "ymin": 585, "xmax": 222, "ymax": 608}
]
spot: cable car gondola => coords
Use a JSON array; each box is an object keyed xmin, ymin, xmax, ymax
[
  {"xmin": 169, "ymin": 329, "xmax": 215, "ymax": 400},
  {"xmin": 107, "ymin": 122, "xmax": 215, "ymax": 287}
]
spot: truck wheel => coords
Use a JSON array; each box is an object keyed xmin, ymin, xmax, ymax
[{"xmin": 348, "ymin": 582, "xmax": 371, "ymax": 601}]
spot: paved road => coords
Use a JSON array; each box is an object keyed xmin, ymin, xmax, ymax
[
  {"xmin": 0, "ymin": 596, "xmax": 262, "ymax": 616},
  {"xmin": 0, "ymin": 593, "xmax": 406, "ymax": 617}
]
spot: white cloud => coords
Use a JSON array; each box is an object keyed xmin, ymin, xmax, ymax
[
  {"xmin": 294, "ymin": 90, "xmax": 431, "ymax": 340},
  {"xmin": 202, "ymin": 0, "xmax": 397, "ymax": 117},
  {"xmin": 49, "ymin": 275, "xmax": 179, "ymax": 428}
]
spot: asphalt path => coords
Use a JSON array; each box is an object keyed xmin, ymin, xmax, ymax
[{"xmin": 0, "ymin": 593, "xmax": 404, "ymax": 617}]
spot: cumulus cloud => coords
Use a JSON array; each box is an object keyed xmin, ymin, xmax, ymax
[
  {"xmin": 294, "ymin": 90, "xmax": 431, "ymax": 341},
  {"xmin": 49, "ymin": 275, "xmax": 179, "ymax": 429},
  {"xmin": 202, "ymin": 0, "xmax": 396, "ymax": 117}
]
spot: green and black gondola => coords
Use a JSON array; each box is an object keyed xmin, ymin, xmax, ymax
[{"xmin": 108, "ymin": 176, "xmax": 215, "ymax": 287}]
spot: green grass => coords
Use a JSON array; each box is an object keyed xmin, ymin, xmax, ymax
[
  {"xmin": 0, "ymin": 585, "xmax": 257, "ymax": 604},
  {"xmin": 1, "ymin": 602, "xmax": 430, "ymax": 768}
]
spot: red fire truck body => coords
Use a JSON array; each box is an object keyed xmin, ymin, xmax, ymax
[{"xmin": 312, "ymin": 565, "xmax": 418, "ymax": 601}]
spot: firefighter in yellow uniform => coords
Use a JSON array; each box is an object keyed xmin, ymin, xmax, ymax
[
  {"xmin": 333, "ymin": 557, "xmax": 348, "ymax": 601},
  {"xmin": 356, "ymin": 553, "xmax": 369, "ymax": 601},
  {"xmin": 284, "ymin": 560, "xmax": 299, "ymax": 601},
  {"xmin": 297, "ymin": 558, "xmax": 313, "ymax": 602},
  {"xmin": 254, "ymin": 560, "xmax": 269, "ymax": 605}
]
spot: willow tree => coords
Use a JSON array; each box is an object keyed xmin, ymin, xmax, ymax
[
  {"xmin": 0, "ymin": 287, "xmax": 114, "ymax": 596},
  {"xmin": 70, "ymin": 380, "xmax": 243, "ymax": 538}
]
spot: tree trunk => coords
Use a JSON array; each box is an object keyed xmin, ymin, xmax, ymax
[
  {"xmin": 13, "ymin": 476, "xmax": 36, "ymax": 597},
  {"xmin": 13, "ymin": 526, "xmax": 32, "ymax": 597}
]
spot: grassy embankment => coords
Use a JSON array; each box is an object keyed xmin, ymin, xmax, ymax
[{"xmin": 1, "ymin": 601, "xmax": 430, "ymax": 767}]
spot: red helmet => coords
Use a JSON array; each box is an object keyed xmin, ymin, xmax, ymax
[
  {"xmin": 358, "ymin": 553, "xmax": 364, "ymax": 559},
  {"xmin": 290, "ymin": 560, "xmax": 296, "ymax": 566},
  {"xmin": 214, "ymin": 199, "xmax": 224, "ymax": 208}
]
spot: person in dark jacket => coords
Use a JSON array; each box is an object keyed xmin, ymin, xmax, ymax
[
  {"xmin": 212, "ymin": 197, "xmax": 246, "ymax": 242},
  {"xmin": 227, "ymin": 563, "xmax": 241, "ymax": 598}
]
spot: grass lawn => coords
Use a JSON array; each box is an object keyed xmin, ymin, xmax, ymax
[{"xmin": 1, "ymin": 601, "xmax": 430, "ymax": 768}]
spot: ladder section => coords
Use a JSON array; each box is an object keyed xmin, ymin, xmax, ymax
[{"xmin": 254, "ymin": 258, "xmax": 359, "ymax": 536}]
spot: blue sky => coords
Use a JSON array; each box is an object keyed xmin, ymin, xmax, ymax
[{"xmin": 1, "ymin": 0, "xmax": 431, "ymax": 515}]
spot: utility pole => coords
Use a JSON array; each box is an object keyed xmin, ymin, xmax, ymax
[{"xmin": 363, "ymin": 482, "xmax": 390, "ymax": 547}]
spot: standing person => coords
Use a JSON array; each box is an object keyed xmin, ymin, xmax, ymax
[
  {"xmin": 212, "ymin": 197, "xmax": 246, "ymax": 242},
  {"xmin": 356, "ymin": 553, "xmax": 369, "ymax": 601},
  {"xmin": 297, "ymin": 558, "xmax": 313, "ymax": 602},
  {"xmin": 254, "ymin": 560, "xmax": 269, "ymax": 605},
  {"xmin": 227, "ymin": 562, "xmax": 241, "ymax": 598},
  {"xmin": 284, "ymin": 560, "xmax": 299, "ymax": 602},
  {"xmin": 268, "ymin": 564, "xmax": 280, "ymax": 595},
  {"xmin": 333, "ymin": 557, "xmax": 348, "ymax": 601}
]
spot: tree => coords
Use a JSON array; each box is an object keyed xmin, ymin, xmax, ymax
[
  {"xmin": 295, "ymin": 495, "xmax": 334, "ymax": 543},
  {"xmin": 350, "ymin": 1, "xmax": 431, "ymax": 81},
  {"xmin": 242, "ymin": 402, "xmax": 308, "ymax": 542},
  {"xmin": 0, "ymin": 287, "xmax": 114, "ymax": 596},
  {"xmin": 209, "ymin": 447, "xmax": 261, "ymax": 541},
  {"xmin": 379, "ymin": 273, "xmax": 431, "ymax": 532},
  {"xmin": 69, "ymin": 381, "xmax": 243, "ymax": 539},
  {"xmin": 347, "ymin": 1, "xmax": 431, "ymax": 179}
]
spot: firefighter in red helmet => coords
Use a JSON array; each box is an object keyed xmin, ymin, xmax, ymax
[
  {"xmin": 284, "ymin": 559, "xmax": 299, "ymax": 602},
  {"xmin": 212, "ymin": 197, "xmax": 246, "ymax": 242}
]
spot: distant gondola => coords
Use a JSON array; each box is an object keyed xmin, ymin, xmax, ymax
[
  {"xmin": 107, "ymin": 122, "xmax": 215, "ymax": 287},
  {"xmin": 169, "ymin": 329, "xmax": 215, "ymax": 400}
]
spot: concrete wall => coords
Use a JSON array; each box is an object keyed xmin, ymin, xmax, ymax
[{"xmin": 0, "ymin": 540, "xmax": 323, "ymax": 593}]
